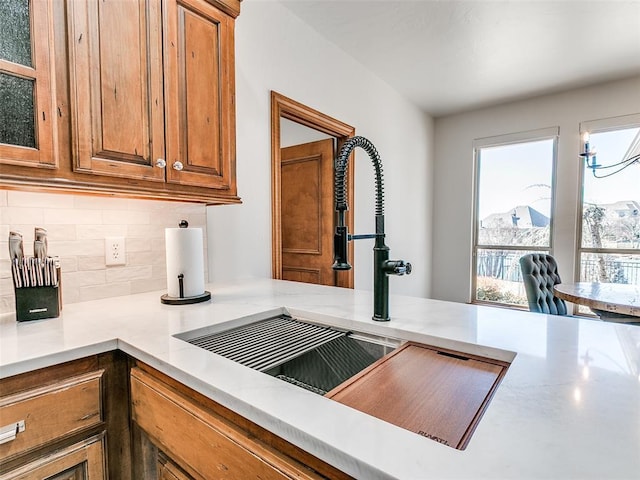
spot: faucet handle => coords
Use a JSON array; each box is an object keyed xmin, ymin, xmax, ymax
[
  {"xmin": 383, "ymin": 260, "xmax": 412, "ymax": 276},
  {"xmin": 395, "ymin": 261, "xmax": 411, "ymax": 275}
]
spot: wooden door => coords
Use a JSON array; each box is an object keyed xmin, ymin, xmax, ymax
[
  {"xmin": 164, "ymin": 0, "xmax": 236, "ymax": 191},
  {"xmin": 280, "ymin": 139, "xmax": 337, "ymax": 286},
  {"xmin": 66, "ymin": 0, "xmax": 165, "ymax": 181}
]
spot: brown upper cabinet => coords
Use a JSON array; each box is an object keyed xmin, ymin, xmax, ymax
[{"xmin": 0, "ymin": 0, "xmax": 241, "ymax": 204}]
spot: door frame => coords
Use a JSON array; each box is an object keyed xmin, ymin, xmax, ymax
[{"xmin": 271, "ymin": 91, "xmax": 355, "ymax": 288}]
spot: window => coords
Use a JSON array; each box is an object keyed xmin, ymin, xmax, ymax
[
  {"xmin": 577, "ymin": 118, "xmax": 640, "ymax": 311},
  {"xmin": 472, "ymin": 128, "xmax": 558, "ymax": 307}
]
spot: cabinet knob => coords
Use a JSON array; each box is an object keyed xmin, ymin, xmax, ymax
[
  {"xmin": 172, "ymin": 161, "xmax": 184, "ymax": 171},
  {"xmin": 155, "ymin": 159, "xmax": 166, "ymax": 168}
]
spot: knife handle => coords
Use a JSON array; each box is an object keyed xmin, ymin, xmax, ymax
[
  {"xmin": 9, "ymin": 231, "xmax": 24, "ymax": 261},
  {"xmin": 35, "ymin": 227, "xmax": 48, "ymax": 258},
  {"xmin": 34, "ymin": 240, "xmax": 46, "ymax": 260}
]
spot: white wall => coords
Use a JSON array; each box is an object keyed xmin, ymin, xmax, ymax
[
  {"xmin": 0, "ymin": 190, "xmax": 206, "ymax": 313},
  {"xmin": 280, "ymin": 118, "xmax": 332, "ymax": 148},
  {"xmin": 207, "ymin": 0, "xmax": 434, "ymax": 298},
  {"xmin": 432, "ymin": 75, "xmax": 640, "ymax": 303}
]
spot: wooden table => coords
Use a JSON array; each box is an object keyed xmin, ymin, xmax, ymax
[{"xmin": 553, "ymin": 282, "xmax": 640, "ymax": 323}]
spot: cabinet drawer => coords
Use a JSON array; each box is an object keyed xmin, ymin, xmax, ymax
[
  {"xmin": 0, "ymin": 371, "xmax": 103, "ymax": 461},
  {"xmin": 131, "ymin": 368, "xmax": 322, "ymax": 480},
  {"xmin": 0, "ymin": 433, "xmax": 106, "ymax": 480}
]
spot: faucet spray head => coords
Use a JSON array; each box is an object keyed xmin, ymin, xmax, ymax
[
  {"xmin": 332, "ymin": 210, "xmax": 351, "ymax": 270},
  {"xmin": 332, "ymin": 225, "xmax": 351, "ymax": 270}
]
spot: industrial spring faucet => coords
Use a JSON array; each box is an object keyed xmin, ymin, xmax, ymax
[{"xmin": 332, "ymin": 136, "xmax": 411, "ymax": 321}]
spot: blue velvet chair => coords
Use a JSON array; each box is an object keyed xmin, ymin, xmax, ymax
[{"xmin": 519, "ymin": 253, "xmax": 567, "ymax": 315}]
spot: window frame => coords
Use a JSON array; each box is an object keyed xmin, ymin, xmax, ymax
[
  {"xmin": 575, "ymin": 114, "xmax": 640, "ymax": 303},
  {"xmin": 471, "ymin": 126, "xmax": 560, "ymax": 308}
]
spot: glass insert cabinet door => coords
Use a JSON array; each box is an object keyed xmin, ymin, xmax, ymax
[{"xmin": 0, "ymin": 0, "xmax": 55, "ymax": 167}]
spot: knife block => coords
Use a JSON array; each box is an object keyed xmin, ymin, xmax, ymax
[
  {"xmin": 12, "ymin": 267, "xmax": 62, "ymax": 322},
  {"xmin": 14, "ymin": 285, "xmax": 61, "ymax": 322}
]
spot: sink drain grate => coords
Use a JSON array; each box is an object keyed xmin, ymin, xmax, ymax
[{"xmin": 186, "ymin": 315, "xmax": 346, "ymax": 372}]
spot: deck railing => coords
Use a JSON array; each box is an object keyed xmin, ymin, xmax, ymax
[{"xmin": 477, "ymin": 251, "xmax": 640, "ymax": 285}]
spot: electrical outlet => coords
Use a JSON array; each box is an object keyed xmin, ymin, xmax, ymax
[{"xmin": 105, "ymin": 237, "xmax": 126, "ymax": 266}]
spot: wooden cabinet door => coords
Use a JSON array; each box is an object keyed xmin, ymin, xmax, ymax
[
  {"xmin": 131, "ymin": 367, "xmax": 323, "ymax": 480},
  {"xmin": 0, "ymin": 435, "xmax": 106, "ymax": 480},
  {"xmin": 163, "ymin": 0, "xmax": 236, "ymax": 191},
  {"xmin": 0, "ymin": 0, "xmax": 55, "ymax": 169},
  {"xmin": 66, "ymin": 0, "xmax": 165, "ymax": 182}
]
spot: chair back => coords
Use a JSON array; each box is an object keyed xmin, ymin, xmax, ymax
[{"xmin": 519, "ymin": 253, "xmax": 567, "ymax": 315}]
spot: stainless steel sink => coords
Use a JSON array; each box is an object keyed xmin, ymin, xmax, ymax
[
  {"xmin": 264, "ymin": 331, "xmax": 398, "ymax": 394},
  {"xmin": 176, "ymin": 312, "xmax": 512, "ymax": 450},
  {"xmin": 177, "ymin": 314, "xmax": 401, "ymax": 395}
]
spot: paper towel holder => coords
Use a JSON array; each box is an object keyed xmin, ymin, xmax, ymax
[
  {"xmin": 161, "ymin": 289, "xmax": 211, "ymax": 305},
  {"xmin": 161, "ymin": 273, "xmax": 211, "ymax": 304},
  {"xmin": 161, "ymin": 220, "xmax": 211, "ymax": 305}
]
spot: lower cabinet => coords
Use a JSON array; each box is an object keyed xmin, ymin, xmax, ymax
[
  {"xmin": 0, "ymin": 352, "xmax": 129, "ymax": 480},
  {"xmin": 1, "ymin": 354, "xmax": 349, "ymax": 480},
  {"xmin": 0, "ymin": 434, "xmax": 106, "ymax": 480},
  {"xmin": 130, "ymin": 364, "xmax": 351, "ymax": 480}
]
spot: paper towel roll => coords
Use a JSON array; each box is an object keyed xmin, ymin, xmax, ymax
[{"xmin": 165, "ymin": 227, "xmax": 205, "ymax": 298}]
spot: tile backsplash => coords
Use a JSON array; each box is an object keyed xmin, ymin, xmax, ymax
[{"xmin": 0, "ymin": 189, "xmax": 207, "ymax": 314}]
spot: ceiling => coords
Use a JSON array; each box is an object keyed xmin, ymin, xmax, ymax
[{"xmin": 279, "ymin": 0, "xmax": 640, "ymax": 117}]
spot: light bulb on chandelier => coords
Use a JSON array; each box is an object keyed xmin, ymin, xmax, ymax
[{"xmin": 580, "ymin": 131, "xmax": 640, "ymax": 178}]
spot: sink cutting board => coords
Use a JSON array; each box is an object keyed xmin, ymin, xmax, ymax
[{"xmin": 326, "ymin": 342, "xmax": 508, "ymax": 450}]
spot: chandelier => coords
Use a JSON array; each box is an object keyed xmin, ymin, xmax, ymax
[{"xmin": 580, "ymin": 132, "xmax": 640, "ymax": 178}]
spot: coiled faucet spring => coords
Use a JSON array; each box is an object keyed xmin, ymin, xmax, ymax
[{"xmin": 334, "ymin": 136, "xmax": 385, "ymax": 216}]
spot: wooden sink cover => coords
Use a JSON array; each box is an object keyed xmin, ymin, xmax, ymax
[{"xmin": 327, "ymin": 342, "xmax": 509, "ymax": 450}]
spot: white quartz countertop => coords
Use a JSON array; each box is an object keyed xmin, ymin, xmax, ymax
[{"xmin": 1, "ymin": 279, "xmax": 639, "ymax": 479}]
